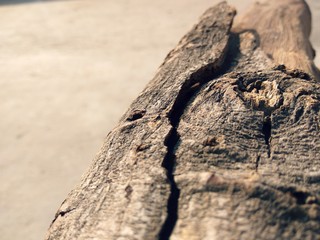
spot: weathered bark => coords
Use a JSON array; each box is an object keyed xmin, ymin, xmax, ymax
[{"xmin": 46, "ymin": 1, "xmax": 319, "ymax": 240}]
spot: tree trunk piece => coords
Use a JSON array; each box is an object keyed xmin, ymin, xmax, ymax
[{"xmin": 46, "ymin": 1, "xmax": 320, "ymax": 240}]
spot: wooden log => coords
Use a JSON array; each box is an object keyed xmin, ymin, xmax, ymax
[
  {"xmin": 46, "ymin": 1, "xmax": 320, "ymax": 239},
  {"xmin": 234, "ymin": 0, "xmax": 320, "ymax": 80}
]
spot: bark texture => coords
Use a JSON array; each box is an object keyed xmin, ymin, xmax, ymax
[{"xmin": 46, "ymin": 1, "xmax": 319, "ymax": 239}]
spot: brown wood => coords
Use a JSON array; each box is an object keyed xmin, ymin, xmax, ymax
[
  {"xmin": 46, "ymin": 1, "xmax": 320, "ymax": 239},
  {"xmin": 234, "ymin": 0, "xmax": 320, "ymax": 80}
]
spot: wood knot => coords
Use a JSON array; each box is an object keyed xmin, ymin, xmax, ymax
[
  {"xmin": 126, "ymin": 109, "xmax": 146, "ymax": 121},
  {"xmin": 237, "ymin": 78, "xmax": 284, "ymax": 111}
]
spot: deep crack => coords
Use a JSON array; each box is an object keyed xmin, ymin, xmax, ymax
[
  {"xmin": 159, "ymin": 129, "xmax": 180, "ymax": 240},
  {"xmin": 159, "ymin": 68, "xmax": 227, "ymax": 239},
  {"xmin": 262, "ymin": 115, "xmax": 272, "ymax": 158},
  {"xmin": 158, "ymin": 34, "xmax": 237, "ymax": 240},
  {"xmin": 255, "ymin": 155, "xmax": 261, "ymax": 171}
]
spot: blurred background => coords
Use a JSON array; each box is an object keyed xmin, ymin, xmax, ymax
[{"xmin": 0, "ymin": 0, "xmax": 319, "ymax": 239}]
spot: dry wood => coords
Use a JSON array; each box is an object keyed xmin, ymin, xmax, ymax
[
  {"xmin": 235, "ymin": 0, "xmax": 320, "ymax": 80},
  {"xmin": 46, "ymin": 1, "xmax": 319, "ymax": 239}
]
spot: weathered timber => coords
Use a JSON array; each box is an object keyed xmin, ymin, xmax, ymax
[
  {"xmin": 46, "ymin": 1, "xmax": 320, "ymax": 239},
  {"xmin": 234, "ymin": 0, "xmax": 320, "ymax": 80}
]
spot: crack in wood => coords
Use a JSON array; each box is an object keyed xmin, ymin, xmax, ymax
[
  {"xmin": 50, "ymin": 208, "xmax": 76, "ymax": 226},
  {"xmin": 262, "ymin": 114, "xmax": 272, "ymax": 158},
  {"xmin": 158, "ymin": 69, "xmax": 217, "ymax": 239},
  {"xmin": 45, "ymin": 1, "xmax": 320, "ymax": 239},
  {"xmin": 159, "ymin": 33, "xmax": 238, "ymax": 239},
  {"xmin": 255, "ymin": 155, "xmax": 261, "ymax": 171},
  {"xmin": 159, "ymin": 128, "xmax": 180, "ymax": 240}
]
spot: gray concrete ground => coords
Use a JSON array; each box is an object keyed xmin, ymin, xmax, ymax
[{"xmin": 0, "ymin": 1, "xmax": 319, "ymax": 239}]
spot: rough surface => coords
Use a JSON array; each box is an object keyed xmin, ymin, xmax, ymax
[
  {"xmin": 46, "ymin": 3, "xmax": 235, "ymax": 240},
  {"xmin": 172, "ymin": 39, "xmax": 320, "ymax": 240},
  {"xmin": 235, "ymin": 0, "xmax": 320, "ymax": 79},
  {"xmin": 46, "ymin": 1, "xmax": 319, "ymax": 239}
]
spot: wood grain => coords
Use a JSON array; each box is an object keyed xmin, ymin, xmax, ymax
[
  {"xmin": 235, "ymin": 0, "xmax": 320, "ymax": 80},
  {"xmin": 46, "ymin": 3, "xmax": 235, "ymax": 240},
  {"xmin": 46, "ymin": 1, "xmax": 319, "ymax": 239}
]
